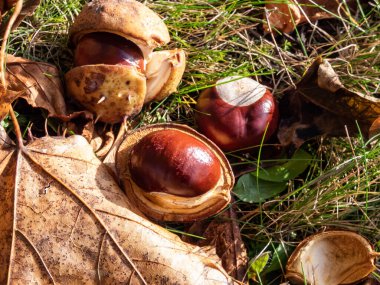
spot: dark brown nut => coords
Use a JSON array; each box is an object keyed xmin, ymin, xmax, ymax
[
  {"xmin": 116, "ymin": 123, "xmax": 234, "ymax": 222},
  {"xmin": 74, "ymin": 32, "xmax": 145, "ymax": 72},
  {"xmin": 129, "ymin": 129, "xmax": 221, "ymax": 197},
  {"xmin": 196, "ymin": 76, "xmax": 279, "ymax": 151}
]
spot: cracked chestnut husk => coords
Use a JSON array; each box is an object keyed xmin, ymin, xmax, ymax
[
  {"xmin": 116, "ymin": 123, "xmax": 234, "ymax": 222},
  {"xmin": 286, "ymin": 231, "xmax": 380, "ymax": 285},
  {"xmin": 65, "ymin": 0, "xmax": 186, "ymax": 123}
]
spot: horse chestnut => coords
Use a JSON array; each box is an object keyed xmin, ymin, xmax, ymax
[
  {"xmin": 116, "ymin": 124, "xmax": 234, "ymax": 222},
  {"xmin": 196, "ymin": 76, "xmax": 279, "ymax": 151},
  {"xmin": 129, "ymin": 129, "xmax": 221, "ymax": 197},
  {"xmin": 65, "ymin": 0, "xmax": 186, "ymax": 123},
  {"xmin": 74, "ymin": 32, "xmax": 145, "ymax": 72}
]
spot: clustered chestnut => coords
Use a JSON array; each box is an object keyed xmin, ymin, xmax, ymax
[
  {"xmin": 116, "ymin": 124, "xmax": 234, "ymax": 222},
  {"xmin": 65, "ymin": 0, "xmax": 186, "ymax": 123},
  {"xmin": 196, "ymin": 76, "xmax": 279, "ymax": 151}
]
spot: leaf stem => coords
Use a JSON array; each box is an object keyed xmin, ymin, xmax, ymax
[
  {"xmin": 9, "ymin": 106, "xmax": 23, "ymax": 147},
  {"xmin": 0, "ymin": 0, "xmax": 24, "ymax": 148}
]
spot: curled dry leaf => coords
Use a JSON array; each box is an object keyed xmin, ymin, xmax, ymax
[
  {"xmin": 77, "ymin": 120, "xmax": 115, "ymax": 159},
  {"xmin": 0, "ymin": 0, "xmax": 17, "ymax": 15},
  {"xmin": 0, "ymin": 135, "xmax": 232, "ymax": 284},
  {"xmin": 369, "ymin": 117, "xmax": 380, "ymax": 139},
  {"xmin": 0, "ymin": 0, "xmax": 41, "ymax": 34},
  {"xmin": 0, "ymin": 55, "xmax": 67, "ymax": 120},
  {"xmin": 185, "ymin": 203, "xmax": 248, "ymax": 283},
  {"xmin": 264, "ymin": 0, "xmax": 356, "ymax": 34},
  {"xmin": 286, "ymin": 231, "xmax": 379, "ymax": 285},
  {"xmin": 277, "ymin": 58, "xmax": 380, "ymax": 148}
]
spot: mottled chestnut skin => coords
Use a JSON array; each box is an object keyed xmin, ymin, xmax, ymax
[
  {"xmin": 196, "ymin": 85, "xmax": 279, "ymax": 151},
  {"xmin": 129, "ymin": 129, "xmax": 221, "ymax": 197},
  {"xmin": 74, "ymin": 32, "xmax": 144, "ymax": 72}
]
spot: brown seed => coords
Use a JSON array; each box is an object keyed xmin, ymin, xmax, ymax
[{"xmin": 129, "ymin": 129, "xmax": 222, "ymax": 197}]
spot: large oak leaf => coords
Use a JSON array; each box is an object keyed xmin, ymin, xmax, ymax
[{"xmin": 0, "ymin": 134, "xmax": 231, "ymax": 284}]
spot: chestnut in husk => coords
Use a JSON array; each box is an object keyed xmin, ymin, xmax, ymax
[
  {"xmin": 195, "ymin": 76, "xmax": 279, "ymax": 151},
  {"xmin": 116, "ymin": 123, "xmax": 234, "ymax": 222},
  {"xmin": 65, "ymin": 0, "xmax": 186, "ymax": 123}
]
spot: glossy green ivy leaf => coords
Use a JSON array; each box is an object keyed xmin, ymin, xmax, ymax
[
  {"xmin": 233, "ymin": 174, "xmax": 287, "ymax": 203},
  {"xmin": 254, "ymin": 149, "xmax": 312, "ymax": 183}
]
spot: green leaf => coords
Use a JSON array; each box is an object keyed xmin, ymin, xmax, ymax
[
  {"xmin": 263, "ymin": 243, "xmax": 289, "ymax": 274},
  {"xmin": 233, "ymin": 174, "xmax": 287, "ymax": 203},
  {"xmin": 248, "ymin": 252, "xmax": 270, "ymax": 281},
  {"xmin": 254, "ymin": 149, "xmax": 312, "ymax": 183}
]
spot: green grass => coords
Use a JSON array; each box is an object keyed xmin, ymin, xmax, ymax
[{"xmin": 3, "ymin": 0, "xmax": 380, "ymax": 283}]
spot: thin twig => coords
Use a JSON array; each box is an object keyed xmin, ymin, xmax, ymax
[
  {"xmin": 0, "ymin": 0, "xmax": 24, "ymax": 148},
  {"xmin": 0, "ymin": 0, "xmax": 24, "ymax": 88}
]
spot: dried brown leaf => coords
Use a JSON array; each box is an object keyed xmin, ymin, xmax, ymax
[
  {"xmin": 185, "ymin": 204, "xmax": 248, "ymax": 283},
  {"xmin": 0, "ymin": 135, "xmax": 232, "ymax": 284},
  {"xmin": 264, "ymin": 0, "xmax": 357, "ymax": 34},
  {"xmin": 81, "ymin": 121, "xmax": 116, "ymax": 159},
  {"xmin": 0, "ymin": 0, "xmax": 41, "ymax": 34},
  {"xmin": 369, "ymin": 117, "xmax": 380, "ymax": 139},
  {"xmin": 278, "ymin": 58, "xmax": 380, "ymax": 148},
  {"xmin": 3, "ymin": 55, "xmax": 67, "ymax": 119}
]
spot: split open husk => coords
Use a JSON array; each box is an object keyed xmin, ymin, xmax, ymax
[
  {"xmin": 286, "ymin": 231, "xmax": 379, "ymax": 285},
  {"xmin": 65, "ymin": 0, "xmax": 186, "ymax": 123},
  {"xmin": 68, "ymin": 0, "xmax": 170, "ymax": 57},
  {"xmin": 116, "ymin": 123, "xmax": 234, "ymax": 222}
]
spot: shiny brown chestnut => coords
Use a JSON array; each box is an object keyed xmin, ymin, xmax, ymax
[
  {"xmin": 196, "ymin": 76, "xmax": 279, "ymax": 152},
  {"xmin": 65, "ymin": 0, "xmax": 186, "ymax": 123},
  {"xmin": 116, "ymin": 123, "xmax": 234, "ymax": 222},
  {"xmin": 129, "ymin": 129, "xmax": 221, "ymax": 197},
  {"xmin": 74, "ymin": 32, "xmax": 145, "ymax": 72}
]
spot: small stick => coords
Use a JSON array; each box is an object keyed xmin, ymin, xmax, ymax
[
  {"xmin": 0, "ymin": 0, "xmax": 24, "ymax": 148},
  {"xmin": 0, "ymin": 0, "xmax": 24, "ymax": 87}
]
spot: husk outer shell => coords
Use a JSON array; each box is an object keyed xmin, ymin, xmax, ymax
[
  {"xmin": 286, "ymin": 231, "xmax": 378, "ymax": 285},
  {"xmin": 69, "ymin": 0, "xmax": 170, "ymax": 57},
  {"xmin": 65, "ymin": 64, "xmax": 146, "ymax": 123},
  {"xmin": 116, "ymin": 123, "xmax": 234, "ymax": 222}
]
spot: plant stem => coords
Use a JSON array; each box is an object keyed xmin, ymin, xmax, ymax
[
  {"xmin": 9, "ymin": 106, "xmax": 23, "ymax": 147},
  {"xmin": 0, "ymin": 0, "xmax": 24, "ymax": 147}
]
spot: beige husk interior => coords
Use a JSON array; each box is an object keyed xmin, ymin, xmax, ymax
[
  {"xmin": 286, "ymin": 231, "xmax": 378, "ymax": 285},
  {"xmin": 116, "ymin": 123, "xmax": 234, "ymax": 222},
  {"xmin": 145, "ymin": 49, "xmax": 187, "ymax": 103}
]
